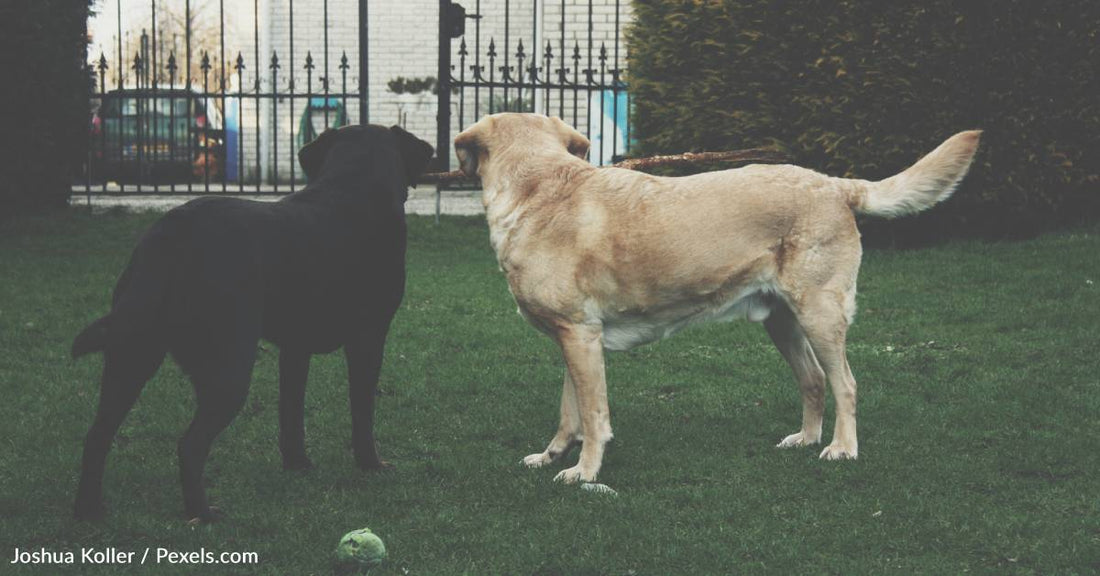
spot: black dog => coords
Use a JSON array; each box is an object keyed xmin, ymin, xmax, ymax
[{"xmin": 72, "ymin": 124, "xmax": 434, "ymax": 522}]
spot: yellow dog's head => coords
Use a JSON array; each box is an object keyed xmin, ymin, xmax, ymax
[{"xmin": 453, "ymin": 113, "xmax": 590, "ymax": 178}]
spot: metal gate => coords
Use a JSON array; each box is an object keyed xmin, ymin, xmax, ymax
[
  {"xmin": 436, "ymin": 0, "xmax": 631, "ymax": 172},
  {"xmin": 78, "ymin": 0, "xmax": 369, "ymax": 197}
]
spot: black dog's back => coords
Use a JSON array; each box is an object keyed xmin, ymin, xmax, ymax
[
  {"xmin": 73, "ymin": 177, "xmax": 406, "ymax": 362},
  {"xmin": 73, "ymin": 196, "xmax": 274, "ymax": 361},
  {"xmin": 72, "ymin": 203, "xmax": 193, "ymax": 358}
]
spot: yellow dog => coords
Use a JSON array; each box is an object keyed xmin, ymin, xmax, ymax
[{"xmin": 456, "ymin": 113, "xmax": 980, "ymax": 482}]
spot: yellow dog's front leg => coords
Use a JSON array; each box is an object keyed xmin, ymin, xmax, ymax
[
  {"xmin": 552, "ymin": 324, "xmax": 612, "ymax": 483},
  {"xmin": 523, "ymin": 370, "xmax": 582, "ymax": 468}
]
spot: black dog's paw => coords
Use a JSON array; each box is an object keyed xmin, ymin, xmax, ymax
[
  {"xmin": 74, "ymin": 500, "xmax": 107, "ymax": 522},
  {"xmin": 282, "ymin": 455, "xmax": 315, "ymax": 471},
  {"xmin": 185, "ymin": 505, "xmax": 225, "ymax": 526}
]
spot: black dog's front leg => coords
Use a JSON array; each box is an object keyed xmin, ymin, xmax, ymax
[
  {"xmin": 278, "ymin": 349, "xmax": 313, "ymax": 470},
  {"xmin": 345, "ymin": 327, "xmax": 391, "ymax": 470}
]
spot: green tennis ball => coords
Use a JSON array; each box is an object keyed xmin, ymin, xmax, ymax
[{"xmin": 334, "ymin": 527, "xmax": 386, "ymax": 574}]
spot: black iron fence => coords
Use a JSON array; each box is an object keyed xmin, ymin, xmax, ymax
[
  {"xmin": 77, "ymin": 0, "xmax": 369, "ymax": 198},
  {"xmin": 438, "ymin": 0, "xmax": 631, "ymax": 173},
  {"xmin": 75, "ymin": 1, "xmax": 630, "ymax": 199}
]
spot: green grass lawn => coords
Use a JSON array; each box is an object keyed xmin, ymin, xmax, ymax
[{"xmin": 1, "ymin": 210, "xmax": 1098, "ymax": 575}]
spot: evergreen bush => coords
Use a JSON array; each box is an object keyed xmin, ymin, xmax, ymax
[
  {"xmin": 627, "ymin": 1, "xmax": 1099, "ymax": 241},
  {"xmin": 0, "ymin": 0, "xmax": 94, "ymax": 218}
]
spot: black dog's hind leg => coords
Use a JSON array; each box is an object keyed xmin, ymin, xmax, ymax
[
  {"xmin": 177, "ymin": 338, "xmax": 256, "ymax": 523},
  {"xmin": 345, "ymin": 326, "xmax": 392, "ymax": 470},
  {"xmin": 75, "ymin": 343, "xmax": 166, "ymax": 520},
  {"xmin": 278, "ymin": 349, "xmax": 313, "ymax": 470}
]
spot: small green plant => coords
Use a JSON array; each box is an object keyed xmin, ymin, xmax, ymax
[
  {"xmin": 386, "ymin": 76, "xmax": 438, "ymax": 95},
  {"xmin": 386, "ymin": 76, "xmax": 460, "ymax": 96}
]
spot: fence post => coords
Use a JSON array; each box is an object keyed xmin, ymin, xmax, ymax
[
  {"xmin": 359, "ymin": 0, "xmax": 369, "ymax": 124},
  {"xmin": 437, "ymin": 0, "xmax": 452, "ymax": 172}
]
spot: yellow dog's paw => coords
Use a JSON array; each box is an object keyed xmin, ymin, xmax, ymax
[
  {"xmin": 522, "ymin": 452, "xmax": 552, "ymax": 469},
  {"xmin": 553, "ymin": 465, "xmax": 597, "ymax": 484},
  {"xmin": 776, "ymin": 431, "xmax": 821, "ymax": 448},
  {"xmin": 819, "ymin": 443, "xmax": 858, "ymax": 460}
]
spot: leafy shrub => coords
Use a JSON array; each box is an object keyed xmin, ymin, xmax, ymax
[
  {"xmin": 0, "ymin": 1, "xmax": 93, "ymax": 218},
  {"xmin": 386, "ymin": 76, "xmax": 458, "ymax": 96},
  {"xmin": 627, "ymin": 0, "xmax": 1100, "ymax": 242},
  {"xmin": 387, "ymin": 76, "xmax": 440, "ymax": 95}
]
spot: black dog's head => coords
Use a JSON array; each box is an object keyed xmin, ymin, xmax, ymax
[{"xmin": 298, "ymin": 124, "xmax": 435, "ymax": 206}]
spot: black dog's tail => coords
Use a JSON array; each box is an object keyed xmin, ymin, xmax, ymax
[
  {"xmin": 72, "ymin": 220, "xmax": 181, "ymax": 359},
  {"xmin": 71, "ymin": 266, "xmax": 170, "ymax": 359}
]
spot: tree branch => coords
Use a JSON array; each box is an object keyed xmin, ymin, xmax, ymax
[
  {"xmin": 416, "ymin": 147, "xmax": 792, "ymax": 186},
  {"xmin": 611, "ymin": 148, "xmax": 791, "ymax": 171}
]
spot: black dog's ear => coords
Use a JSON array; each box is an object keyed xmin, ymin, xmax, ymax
[
  {"xmin": 389, "ymin": 125, "xmax": 435, "ymax": 184},
  {"xmin": 299, "ymin": 125, "xmax": 361, "ymax": 180}
]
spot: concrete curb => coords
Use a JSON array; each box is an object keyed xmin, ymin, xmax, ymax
[{"xmin": 68, "ymin": 186, "xmax": 485, "ymax": 217}]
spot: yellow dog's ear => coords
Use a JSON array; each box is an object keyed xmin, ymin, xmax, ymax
[
  {"xmin": 551, "ymin": 116, "xmax": 590, "ymax": 160},
  {"xmin": 454, "ymin": 117, "xmax": 493, "ymax": 177}
]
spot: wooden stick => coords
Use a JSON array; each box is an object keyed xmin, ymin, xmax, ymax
[
  {"xmin": 416, "ymin": 147, "xmax": 791, "ymax": 185},
  {"xmin": 418, "ymin": 169, "xmax": 468, "ymax": 184},
  {"xmin": 611, "ymin": 148, "xmax": 791, "ymax": 171}
]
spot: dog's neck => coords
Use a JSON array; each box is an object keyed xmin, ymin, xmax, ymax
[
  {"xmin": 480, "ymin": 149, "xmax": 594, "ymax": 258},
  {"xmin": 289, "ymin": 148, "xmax": 407, "ymax": 216}
]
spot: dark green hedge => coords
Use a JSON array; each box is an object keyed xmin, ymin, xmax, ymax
[
  {"xmin": 627, "ymin": 1, "xmax": 1100, "ymax": 241},
  {"xmin": 0, "ymin": 1, "xmax": 93, "ymax": 218}
]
